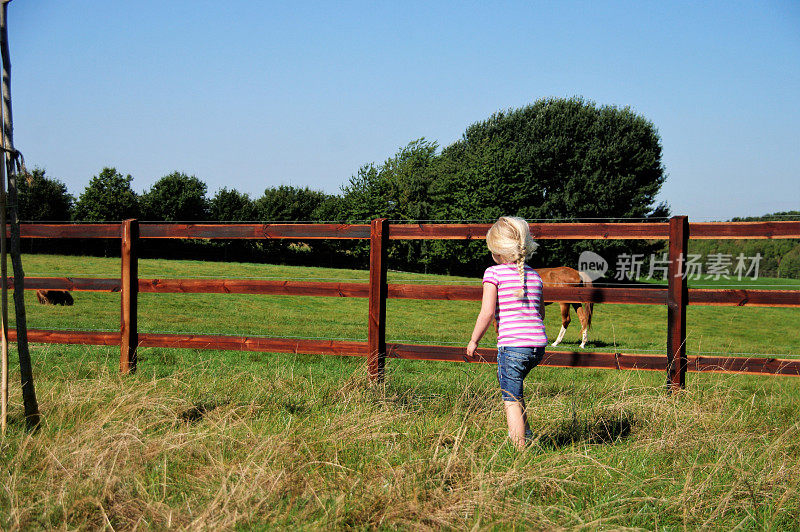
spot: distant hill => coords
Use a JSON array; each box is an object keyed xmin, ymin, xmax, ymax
[{"xmin": 689, "ymin": 211, "xmax": 800, "ymax": 278}]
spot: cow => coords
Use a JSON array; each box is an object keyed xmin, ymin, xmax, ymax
[{"xmin": 35, "ymin": 289, "xmax": 74, "ymax": 306}]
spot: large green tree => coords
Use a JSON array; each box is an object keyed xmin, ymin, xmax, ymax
[
  {"xmin": 18, "ymin": 168, "xmax": 73, "ymax": 221},
  {"xmin": 140, "ymin": 172, "xmax": 208, "ymax": 221},
  {"xmin": 338, "ymin": 100, "xmax": 669, "ymax": 274},
  {"xmin": 428, "ymin": 97, "xmax": 669, "ymax": 273},
  {"xmin": 433, "ymin": 98, "xmax": 666, "ymax": 221},
  {"xmin": 73, "ymin": 167, "xmax": 139, "ymax": 221}
]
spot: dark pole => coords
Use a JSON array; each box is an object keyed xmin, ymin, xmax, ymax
[
  {"xmin": 666, "ymin": 215, "xmax": 689, "ymax": 390},
  {"xmin": 1, "ymin": 0, "xmax": 39, "ymax": 427},
  {"xmin": 367, "ymin": 218, "xmax": 388, "ymax": 381},
  {"xmin": 120, "ymin": 219, "xmax": 139, "ymax": 373}
]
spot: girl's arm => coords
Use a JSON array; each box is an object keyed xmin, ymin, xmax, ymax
[{"xmin": 467, "ymin": 282, "xmax": 498, "ymax": 358}]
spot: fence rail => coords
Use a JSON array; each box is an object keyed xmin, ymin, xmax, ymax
[
  {"xmin": 15, "ymin": 277, "xmax": 800, "ymax": 307},
  {"xmin": 9, "ymin": 329, "xmax": 799, "ymax": 377},
  {"xmin": 12, "ymin": 218, "xmax": 800, "ymax": 387},
  {"xmin": 14, "ymin": 220, "xmax": 800, "ymax": 240}
]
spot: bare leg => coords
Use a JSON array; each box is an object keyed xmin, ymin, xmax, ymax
[
  {"xmin": 551, "ymin": 326, "xmax": 567, "ymax": 347},
  {"xmin": 504, "ymin": 400, "xmax": 529, "ymax": 450},
  {"xmin": 551, "ymin": 303, "xmax": 571, "ymax": 347},
  {"xmin": 575, "ymin": 304, "xmax": 588, "ymax": 348}
]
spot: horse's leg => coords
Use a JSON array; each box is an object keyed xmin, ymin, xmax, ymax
[
  {"xmin": 574, "ymin": 303, "xmax": 589, "ymax": 348},
  {"xmin": 551, "ymin": 303, "xmax": 570, "ymax": 347}
]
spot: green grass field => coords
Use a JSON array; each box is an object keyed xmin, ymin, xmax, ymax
[
  {"xmin": 17, "ymin": 253, "xmax": 800, "ymax": 357},
  {"xmin": 1, "ymin": 254, "xmax": 799, "ymax": 529}
]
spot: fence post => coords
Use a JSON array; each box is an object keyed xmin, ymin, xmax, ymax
[
  {"xmin": 666, "ymin": 215, "xmax": 689, "ymax": 389},
  {"xmin": 120, "ymin": 219, "xmax": 139, "ymax": 374},
  {"xmin": 368, "ymin": 218, "xmax": 388, "ymax": 381}
]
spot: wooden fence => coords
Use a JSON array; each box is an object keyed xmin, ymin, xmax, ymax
[{"xmin": 7, "ymin": 217, "xmax": 800, "ymax": 388}]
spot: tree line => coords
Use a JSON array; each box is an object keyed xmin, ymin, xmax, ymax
[
  {"xmin": 20, "ymin": 97, "xmax": 676, "ymax": 275},
  {"xmin": 688, "ymin": 211, "xmax": 800, "ymax": 279}
]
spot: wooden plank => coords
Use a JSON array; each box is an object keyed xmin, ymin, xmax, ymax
[
  {"xmin": 543, "ymin": 286, "xmax": 667, "ymax": 305},
  {"xmin": 16, "ymin": 276, "xmax": 666, "ymax": 305},
  {"xmin": 688, "ymin": 289, "xmax": 800, "ymax": 307},
  {"xmin": 9, "ymin": 329, "xmax": 120, "ymax": 345},
  {"xmin": 137, "ymin": 278, "xmax": 371, "ymax": 297},
  {"xmin": 530, "ymin": 223, "xmax": 670, "ymax": 240},
  {"xmin": 690, "ymin": 355, "xmax": 800, "ymax": 376},
  {"xmin": 388, "ymin": 283, "xmax": 482, "ymax": 301},
  {"xmin": 691, "ymin": 221, "xmax": 800, "ymax": 239},
  {"xmin": 389, "ymin": 224, "xmax": 492, "ymax": 240},
  {"xmin": 386, "ymin": 343, "xmax": 668, "ymax": 370},
  {"xmin": 12, "ymin": 277, "xmax": 121, "ymax": 292},
  {"xmin": 11, "ymin": 329, "xmax": 371, "ymax": 357},
  {"xmin": 543, "ymin": 350, "xmax": 666, "ymax": 371},
  {"xmin": 368, "ymin": 219, "xmax": 388, "ymax": 381},
  {"xmin": 138, "ymin": 223, "xmax": 371, "ymax": 240},
  {"xmin": 13, "ymin": 328, "xmax": 800, "ymax": 377},
  {"xmin": 667, "ymin": 216, "xmax": 689, "ymax": 389},
  {"xmin": 389, "ymin": 223, "xmax": 670, "ymax": 240},
  {"xmin": 120, "ymin": 220, "xmax": 138, "ymax": 374},
  {"xmin": 388, "ymin": 283, "xmax": 668, "ymax": 304},
  {"xmin": 19, "ymin": 277, "xmax": 795, "ymax": 309},
  {"xmin": 137, "ymin": 333, "xmax": 370, "ymax": 356},
  {"xmin": 387, "ymin": 343, "xmax": 495, "ymax": 363},
  {"xmin": 17, "ymin": 224, "xmax": 120, "ymax": 239},
  {"xmin": 17, "ymin": 220, "xmax": 799, "ymax": 241},
  {"xmin": 387, "ymin": 343, "xmax": 800, "ymax": 376},
  {"xmin": 388, "ymin": 284, "xmax": 790, "ymax": 307},
  {"xmin": 395, "ymin": 343, "xmax": 800, "ymax": 376}
]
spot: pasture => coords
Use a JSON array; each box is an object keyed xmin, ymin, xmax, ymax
[{"xmin": 1, "ymin": 254, "xmax": 799, "ymax": 529}]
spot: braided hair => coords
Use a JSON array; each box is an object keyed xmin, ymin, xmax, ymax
[{"xmin": 486, "ymin": 216, "xmax": 539, "ymax": 298}]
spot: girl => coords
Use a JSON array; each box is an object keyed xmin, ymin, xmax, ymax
[{"xmin": 466, "ymin": 216, "xmax": 547, "ymax": 450}]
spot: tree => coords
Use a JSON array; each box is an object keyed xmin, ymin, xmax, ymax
[
  {"xmin": 339, "ymin": 139, "xmax": 439, "ymax": 269},
  {"xmin": 310, "ymin": 194, "xmax": 346, "ymax": 222},
  {"xmin": 690, "ymin": 211, "xmax": 800, "ymax": 278},
  {"xmin": 252, "ymin": 185, "xmax": 330, "ymax": 264},
  {"xmin": 73, "ymin": 167, "xmax": 139, "ymax": 221},
  {"xmin": 140, "ymin": 172, "xmax": 208, "ymax": 221},
  {"xmin": 340, "ymin": 139, "xmax": 438, "ymax": 222},
  {"xmin": 430, "ymin": 97, "xmax": 669, "ymax": 274},
  {"xmin": 18, "ymin": 168, "xmax": 73, "ymax": 221},
  {"xmin": 254, "ymin": 185, "xmax": 327, "ymax": 221},
  {"xmin": 209, "ymin": 187, "xmax": 257, "ymax": 221},
  {"xmin": 434, "ymin": 98, "xmax": 667, "ymax": 221}
]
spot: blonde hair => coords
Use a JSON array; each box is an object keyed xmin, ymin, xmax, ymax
[{"xmin": 486, "ymin": 216, "xmax": 539, "ymax": 298}]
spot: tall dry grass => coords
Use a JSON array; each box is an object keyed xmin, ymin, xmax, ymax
[{"xmin": 1, "ymin": 345, "xmax": 799, "ymax": 530}]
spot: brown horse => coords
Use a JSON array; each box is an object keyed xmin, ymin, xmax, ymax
[{"xmin": 536, "ymin": 267, "xmax": 594, "ymax": 348}]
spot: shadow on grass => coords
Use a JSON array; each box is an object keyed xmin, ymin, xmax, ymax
[
  {"xmin": 179, "ymin": 401, "xmax": 224, "ymax": 423},
  {"xmin": 537, "ymin": 409, "xmax": 635, "ymax": 449},
  {"xmin": 549, "ymin": 339, "xmax": 616, "ymax": 349}
]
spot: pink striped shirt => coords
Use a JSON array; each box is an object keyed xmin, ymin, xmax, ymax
[{"xmin": 483, "ymin": 263, "xmax": 547, "ymax": 347}]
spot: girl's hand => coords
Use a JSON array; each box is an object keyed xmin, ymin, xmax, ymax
[
  {"xmin": 466, "ymin": 340, "xmax": 478, "ymax": 359},
  {"xmin": 467, "ymin": 282, "xmax": 496, "ymax": 361}
]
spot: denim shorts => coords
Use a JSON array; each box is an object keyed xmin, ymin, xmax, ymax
[{"xmin": 497, "ymin": 346, "xmax": 545, "ymax": 402}]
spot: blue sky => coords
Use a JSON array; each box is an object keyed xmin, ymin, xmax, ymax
[{"xmin": 8, "ymin": 1, "xmax": 800, "ymax": 221}]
